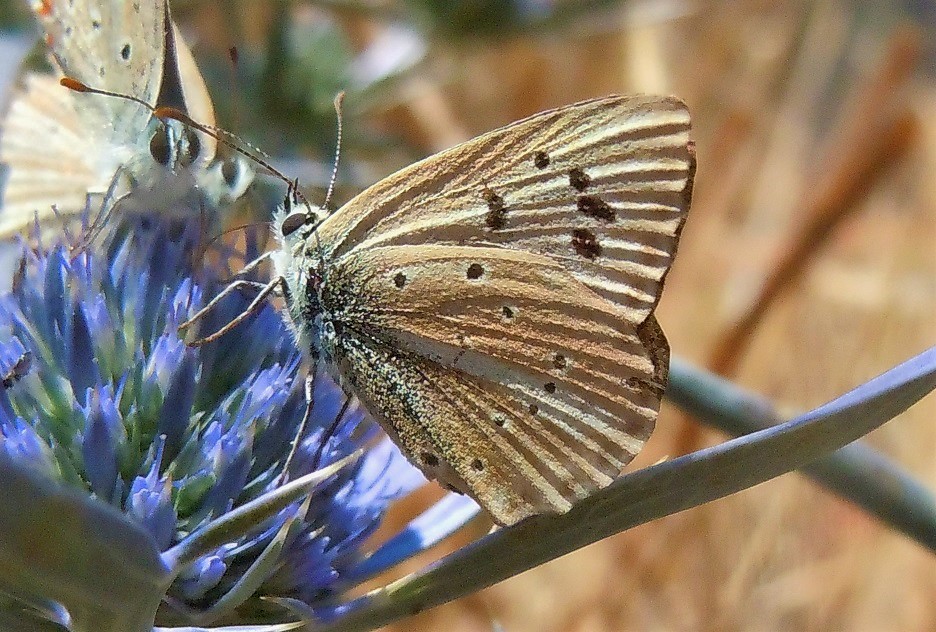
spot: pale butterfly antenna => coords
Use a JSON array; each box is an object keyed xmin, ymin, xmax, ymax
[
  {"xmin": 60, "ymin": 77, "xmax": 156, "ymax": 115},
  {"xmin": 295, "ymin": 91, "xmax": 346, "ymax": 308},
  {"xmin": 322, "ymin": 91, "xmax": 345, "ymax": 212},
  {"xmin": 155, "ymin": 106, "xmax": 300, "ymax": 189}
]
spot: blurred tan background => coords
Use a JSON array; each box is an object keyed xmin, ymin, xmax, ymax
[{"xmin": 4, "ymin": 0, "xmax": 935, "ymax": 629}]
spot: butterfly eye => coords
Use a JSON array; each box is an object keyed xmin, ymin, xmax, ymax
[
  {"xmin": 281, "ymin": 212, "xmax": 307, "ymax": 237},
  {"xmin": 221, "ymin": 159, "xmax": 240, "ymax": 187},
  {"xmin": 178, "ymin": 128, "xmax": 202, "ymax": 167},
  {"xmin": 149, "ymin": 130, "xmax": 172, "ymax": 166}
]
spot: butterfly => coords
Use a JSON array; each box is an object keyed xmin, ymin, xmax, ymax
[
  {"xmin": 193, "ymin": 94, "xmax": 694, "ymax": 526},
  {"xmin": 0, "ymin": 0, "xmax": 252, "ymax": 237}
]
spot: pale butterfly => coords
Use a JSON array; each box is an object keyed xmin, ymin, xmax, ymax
[
  {"xmin": 188, "ymin": 94, "xmax": 695, "ymax": 526},
  {"xmin": 0, "ymin": 0, "xmax": 253, "ymax": 238}
]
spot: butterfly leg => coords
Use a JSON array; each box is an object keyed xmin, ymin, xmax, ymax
[
  {"xmin": 309, "ymin": 391, "xmax": 353, "ymax": 471},
  {"xmin": 178, "ymin": 276, "xmax": 285, "ymax": 345}
]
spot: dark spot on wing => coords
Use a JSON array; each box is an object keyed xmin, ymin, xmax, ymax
[
  {"xmin": 577, "ymin": 195, "xmax": 614, "ymax": 221},
  {"xmin": 91, "ymin": 20, "xmax": 101, "ymax": 29},
  {"xmin": 533, "ymin": 151, "xmax": 550, "ymax": 169},
  {"xmin": 502, "ymin": 305, "xmax": 515, "ymax": 319},
  {"xmin": 569, "ymin": 167, "xmax": 590, "ymax": 191},
  {"xmin": 553, "ymin": 353, "xmax": 567, "ymax": 369},
  {"xmin": 483, "ymin": 188, "xmax": 506, "ymax": 230},
  {"xmin": 421, "ymin": 452, "xmax": 439, "ymax": 467},
  {"xmin": 494, "ymin": 415, "xmax": 507, "ymax": 427},
  {"xmin": 471, "ymin": 459, "xmax": 484, "ymax": 471},
  {"xmin": 394, "ymin": 272, "xmax": 407, "ymax": 289},
  {"xmin": 571, "ymin": 228, "xmax": 601, "ymax": 259},
  {"xmin": 544, "ymin": 382, "xmax": 556, "ymax": 394},
  {"xmin": 528, "ymin": 403, "xmax": 539, "ymax": 415},
  {"xmin": 120, "ymin": 44, "xmax": 131, "ymax": 61},
  {"xmin": 467, "ymin": 263, "xmax": 484, "ymax": 279}
]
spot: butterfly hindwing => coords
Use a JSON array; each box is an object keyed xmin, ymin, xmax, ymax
[
  {"xmin": 322, "ymin": 244, "xmax": 667, "ymax": 524},
  {"xmin": 0, "ymin": 74, "xmax": 96, "ymax": 234},
  {"xmin": 316, "ymin": 94, "xmax": 694, "ymax": 327}
]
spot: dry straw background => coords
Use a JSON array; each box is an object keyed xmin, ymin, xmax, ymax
[{"xmin": 5, "ymin": 0, "xmax": 936, "ymax": 629}]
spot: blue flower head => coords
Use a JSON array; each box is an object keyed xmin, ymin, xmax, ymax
[{"xmin": 0, "ymin": 226, "xmax": 465, "ymax": 624}]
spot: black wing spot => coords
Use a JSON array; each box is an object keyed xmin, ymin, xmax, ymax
[
  {"xmin": 502, "ymin": 305, "xmax": 515, "ymax": 319},
  {"xmin": 466, "ymin": 263, "xmax": 484, "ymax": 279},
  {"xmin": 569, "ymin": 167, "xmax": 591, "ymax": 191},
  {"xmin": 553, "ymin": 353, "xmax": 567, "ymax": 369},
  {"xmin": 571, "ymin": 228, "xmax": 601, "ymax": 260},
  {"xmin": 394, "ymin": 272, "xmax": 407, "ymax": 289},
  {"xmin": 421, "ymin": 452, "xmax": 440, "ymax": 467},
  {"xmin": 483, "ymin": 189, "xmax": 507, "ymax": 230},
  {"xmin": 533, "ymin": 151, "xmax": 550, "ymax": 168},
  {"xmin": 577, "ymin": 195, "xmax": 614, "ymax": 221},
  {"xmin": 544, "ymin": 382, "xmax": 556, "ymax": 394},
  {"xmin": 120, "ymin": 44, "xmax": 131, "ymax": 61},
  {"xmin": 471, "ymin": 458, "xmax": 484, "ymax": 471},
  {"xmin": 493, "ymin": 415, "xmax": 507, "ymax": 427},
  {"xmin": 528, "ymin": 403, "xmax": 539, "ymax": 415},
  {"xmin": 91, "ymin": 20, "xmax": 101, "ymax": 29}
]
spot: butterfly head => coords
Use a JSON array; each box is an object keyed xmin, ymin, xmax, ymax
[
  {"xmin": 271, "ymin": 187, "xmax": 328, "ymax": 356},
  {"xmin": 149, "ymin": 117, "xmax": 210, "ymax": 173}
]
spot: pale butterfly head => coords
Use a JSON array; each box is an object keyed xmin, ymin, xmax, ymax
[
  {"xmin": 149, "ymin": 117, "xmax": 207, "ymax": 173},
  {"xmin": 271, "ymin": 187, "xmax": 327, "ymax": 353}
]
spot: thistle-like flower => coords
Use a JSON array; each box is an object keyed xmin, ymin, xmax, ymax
[{"xmin": 0, "ymin": 226, "xmax": 477, "ymax": 629}]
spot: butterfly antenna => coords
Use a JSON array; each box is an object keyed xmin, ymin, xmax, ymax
[
  {"xmin": 156, "ymin": 106, "xmax": 295, "ymax": 185},
  {"xmin": 227, "ymin": 46, "xmax": 242, "ymax": 131},
  {"xmin": 61, "ymin": 78, "xmax": 157, "ymax": 114},
  {"xmin": 323, "ymin": 91, "xmax": 345, "ymax": 213}
]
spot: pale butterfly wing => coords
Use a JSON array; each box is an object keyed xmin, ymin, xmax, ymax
[
  {"xmin": 0, "ymin": 74, "xmax": 95, "ymax": 235},
  {"xmin": 0, "ymin": 0, "xmax": 233, "ymax": 237},
  {"xmin": 281, "ymin": 95, "xmax": 694, "ymax": 525},
  {"xmin": 323, "ymin": 245, "xmax": 669, "ymax": 525},
  {"xmin": 315, "ymin": 94, "xmax": 694, "ymax": 327},
  {"xmin": 31, "ymin": 0, "xmax": 164, "ymax": 156}
]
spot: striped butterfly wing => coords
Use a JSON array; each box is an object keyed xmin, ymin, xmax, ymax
[
  {"xmin": 323, "ymin": 245, "xmax": 669, "ymax": 525},
  {"xmin": 316, "ymin": 94, "xmax": 694, "ymax": 327}
]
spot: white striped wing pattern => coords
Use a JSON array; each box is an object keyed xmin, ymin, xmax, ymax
[{"xmin": 278, "ymin": 94, "xmax": 695, "ymax": 525}]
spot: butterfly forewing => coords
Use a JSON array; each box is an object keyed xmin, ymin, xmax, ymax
[
  {"xmin": 315, "ymin": 94, "xmax": 694, "ymax": 326},
  {"xmin": 31, "ymin": 0, "xmax": 164, "ymax": 152}
]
